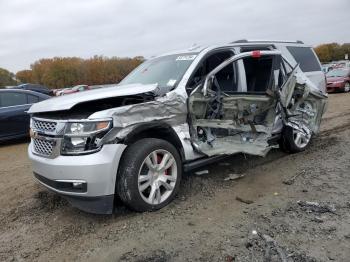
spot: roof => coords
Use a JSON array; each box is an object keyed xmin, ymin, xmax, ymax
[{"xmin": 154, "ymin": 39, "xmax": 308, "ymax": 58}]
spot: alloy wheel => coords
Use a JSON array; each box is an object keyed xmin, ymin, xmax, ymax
[
  {"xmin": 293, "ymin": 129, "xmax": 311, "ymax": 149},
  {"xmin": 138, "ymin": 149, "xmax": 177, "ymax": 205}
]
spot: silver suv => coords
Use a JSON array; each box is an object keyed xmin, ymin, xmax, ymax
[{"xmin": 28, "ymin": 40, "xmax": 327, "ymax": 214}]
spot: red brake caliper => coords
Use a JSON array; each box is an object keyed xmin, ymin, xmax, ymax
[{"xmin": 157, "ymin": 154, "xmax": 169, "ymax": 176}]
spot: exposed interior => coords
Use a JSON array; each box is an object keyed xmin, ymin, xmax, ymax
[
  {"xmin": 188, "ymin": 53, "xmax": 280, "ymax": 157},
  {"xmin": 243, "ymin": 56, "xmax": 273, "ymax": 93},
  {"xmin": 186, "ymin": 50, "xmax": 235, "ymax": 93},
  {"xmin": 188, "ymin": 48, "xmax": 327, "ymax": 157}
]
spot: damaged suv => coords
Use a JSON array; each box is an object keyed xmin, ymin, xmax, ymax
[{"xmin": 28, "ymin": 40, "xmax": 327, "ymax": 214}]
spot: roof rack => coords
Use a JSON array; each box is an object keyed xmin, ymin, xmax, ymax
[{"xmin": 231, "ymin": 39, "xmax": 304, "ymax": 44}]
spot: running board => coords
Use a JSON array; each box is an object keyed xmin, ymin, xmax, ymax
[{"xmin": 183, "ymin": 155, "xmax": 230, "ymax": 172}]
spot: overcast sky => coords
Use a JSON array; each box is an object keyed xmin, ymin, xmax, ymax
[{"xmin": 0, "ymin": 0, "xmax": 348, "ymax": 72}]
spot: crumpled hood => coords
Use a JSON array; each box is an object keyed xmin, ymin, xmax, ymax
[{"xmin": 28, "ymin": 83, "xmax": 158, "ymax": 113}]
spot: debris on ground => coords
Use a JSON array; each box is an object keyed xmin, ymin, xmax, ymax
[
  {"xmin": 311, "ymin": 216, "xmax": 324, "ymax": 223},
  {"xmin": 283, "ymin": 170, "xmax": 305, "ymax": 185},
  {"xmin": 245, "ymin": 230, "xmax": 318, "ymax": 262},
  {"xmin": 236, "ymin": 196, "xmax": 254, "ymax": 205},
  {"xmin": 297, "ymin": 200, "xmax": 337, "ymax": 214},
  {"xmin": 194, "ymin": 170, "xmax": 209, "ymax": 176},
  {"xmin": 224, "ymin": 173, "xmax": 245, "ymax": 181},
  {"xmin": 260, "ymin": 234, "xmax": 288, "ymax": 262}
]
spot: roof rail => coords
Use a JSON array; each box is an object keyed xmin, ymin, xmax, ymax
[{"xmin": 231, "ymin": 39, "xmax": 304, "ymax": 44}]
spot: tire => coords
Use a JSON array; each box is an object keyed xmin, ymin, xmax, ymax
[
  {"xmin": 279, "ymin": 126, "xmax": 312, "ymax": 153},
  {"xmin": 116, "ymin": 138, "xmax": 182, "ymax": 212},
  {"xmin": 344, "ymin": 82, "xmax": 350, "ymax": 93}
]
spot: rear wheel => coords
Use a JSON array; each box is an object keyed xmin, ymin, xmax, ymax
[
  {"xmin": 344, "ymin": 82, "xmax": 350, "ymax": 92},
  {"xmin": 116, "ymin": 138, "xmax": 182, "ymax": 212},
  {"xmin": 279, "ymin": 126, "xmax": 312, "ymax": 153}
]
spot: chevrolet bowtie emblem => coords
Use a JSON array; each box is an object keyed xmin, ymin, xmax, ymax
[{"xmin": 29, "ymin": 129, "xmax": 38, "ymax": 139}]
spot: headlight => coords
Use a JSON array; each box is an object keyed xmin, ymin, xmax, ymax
[{"xmin": 61, "ymin": 120, "xmax": 112, "ymax": 155}]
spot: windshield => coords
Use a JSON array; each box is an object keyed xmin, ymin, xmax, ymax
[
  {"xmin": 120, "ymin": 53, "xmax": 198, "ymax": 89},
  {"xmin": 326, "ymin": 69, "xmax": 348, "ymax": 77}
]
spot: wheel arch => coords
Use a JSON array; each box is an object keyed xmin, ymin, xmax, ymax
[{"xmin": 121, "ymin": 123, "xmax": 186, "ymax": 162}]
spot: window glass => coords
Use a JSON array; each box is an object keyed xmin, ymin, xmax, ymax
[
  {"xmin": 121, "ymin": 53, "xmax": 198, "ymax": 89},
  {"xmin": 0, "ymin": 92, "xmax": 27, "ymax": 107},
  {"xmin": 187, "ymin": 51, "xmax": 234, "ymax": 93},
  {"xmin": 28, "ymin": 94, "xmax": 39, "ymax": 103},
  {"xmin": 214, "ymin": 63, "xmax": 236, "ymax": 92},
  {"xmin": 286, "ymin": 46, "xmax": 321, "ymax": 72}
]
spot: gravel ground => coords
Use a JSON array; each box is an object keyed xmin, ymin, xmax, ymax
[{"xmin": 1, "ymin": 93, "xmax": 350, "ymax": 262}]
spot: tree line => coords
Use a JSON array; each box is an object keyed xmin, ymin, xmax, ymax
[
  {"xmin": 1, "ymin": 42, "xmax": 349, "ymax": 88},
  {"xmin": 314, "ymin": 43, "xmax": 350, "ymax": 63},
  {"xmin": 14, "ymin": 56, "xmax": 144, "ymax": 89}
]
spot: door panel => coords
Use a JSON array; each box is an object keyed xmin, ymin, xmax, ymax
[
  {"xmin": 0, "ymin": 92, "xmax": 31, "ymax": 140},
  {"xmin": 0, "ymin": 105, "xmax": 31, "ymax": 139}
]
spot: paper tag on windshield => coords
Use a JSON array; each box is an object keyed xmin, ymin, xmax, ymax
[
  {"xmin": 176, "ymin": 55, "xmax": 197, "ymax": 61},
  {"xmin": 167, "ymin": 79, "xmax": 177, "ymax": 87}
]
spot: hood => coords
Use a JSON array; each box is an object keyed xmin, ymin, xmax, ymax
[
  {"xmin": 326, "ymin": 76, "xmax": 345, "ymax": 83},
  {"xmin": 28, "ymin": 83, "xmax": 158, "ymax": 113}
]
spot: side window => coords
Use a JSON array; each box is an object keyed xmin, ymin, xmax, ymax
[
  {"xmin": 214, "ymin": 63, "xmax": 236, "ymax": 93},
  {"xmin": 27, "ymin": 94, "xmax": 39, "ymax": 104},
  {"xmin": 242, "ymin": 56, "xmax": 274, "ymax": 93},
  {"xmin": 286, "ymin": 46, "xmax": 321, "ymax": 72},
  {"xmin": 0, "ymin": 92, "xmax": 27, "ymax": 107},
  {"xmin": 186, "ymin": 50, "xmax": 234, "ymax": 93}
]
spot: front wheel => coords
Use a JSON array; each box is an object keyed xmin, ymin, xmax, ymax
[
  {"xmin": 116, "ymin": 138, "xmax": 182, "ymax": 212},
  {"xmin": 279, "ymin": 126, "xmax": 312, "ymax": 153},
  {"xmin": 344, "ymin": 82, "xmax": 350, "ymax": 92}
]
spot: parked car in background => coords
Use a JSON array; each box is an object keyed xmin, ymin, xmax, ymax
[
  {"xmin": 326, "ymin": 68, "xmax": 350, "ymax": 93},
  {"xmin": 14, "ymin": 84, "xmax": 52, "ymax": 96},
  {"xmin": 322, "ymin": 64, "xmax": 333, "ymax": 73},
  {"xmin": 0, "ymin": 89, "xmax": 50, "ymax": 141},
  {"xmin": 60, "ymin": 85, "xmax": 90, "ymax": 95},
  {"xmin": 333, "ymin": 60, "xmax": 350, "ymax": 69}
]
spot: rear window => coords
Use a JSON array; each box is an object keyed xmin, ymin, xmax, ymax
[{"xmin": 286, "ymin": 46, "xmax": 321, "ymax": 72}]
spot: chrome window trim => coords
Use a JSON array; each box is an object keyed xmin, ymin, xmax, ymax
[{"xmin": 0, "ymin": 103, "xmax": 32, "ymax": 109}]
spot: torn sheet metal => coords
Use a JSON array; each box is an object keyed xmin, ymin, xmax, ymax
[{"xmin": 90, "ymin": 91, "xmax": 188, "ymax": 138}]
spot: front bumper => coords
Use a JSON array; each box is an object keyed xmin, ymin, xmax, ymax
[{"xmin": 28, "ymin": 143, "xmax": 127, "ymax": 214}]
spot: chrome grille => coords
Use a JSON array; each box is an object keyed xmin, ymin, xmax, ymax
[
  {"xmin": 33, "ymin": 138, "xmax": 55, "ymax": 156},
  {"xmin": 33, "ymin": 119, "xmax": 57, "ymax": 132}
]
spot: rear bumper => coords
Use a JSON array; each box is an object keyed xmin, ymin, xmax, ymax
[
  {"xmin": 28, "ymin": 143, "xmax": 127, "ymax": 214},
  {"xmin": 327, "ymin": 83, "xmax": 345, "ymax": 93}
]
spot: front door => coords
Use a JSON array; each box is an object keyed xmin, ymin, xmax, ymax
[{"xmin": 188, "ymin": 50, "xmax": 286, "ymax": 157}]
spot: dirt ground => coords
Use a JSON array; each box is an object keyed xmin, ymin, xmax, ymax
[{"xmin": 1, "ymin": 93, "xmax": 350, "ymax": 262}]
